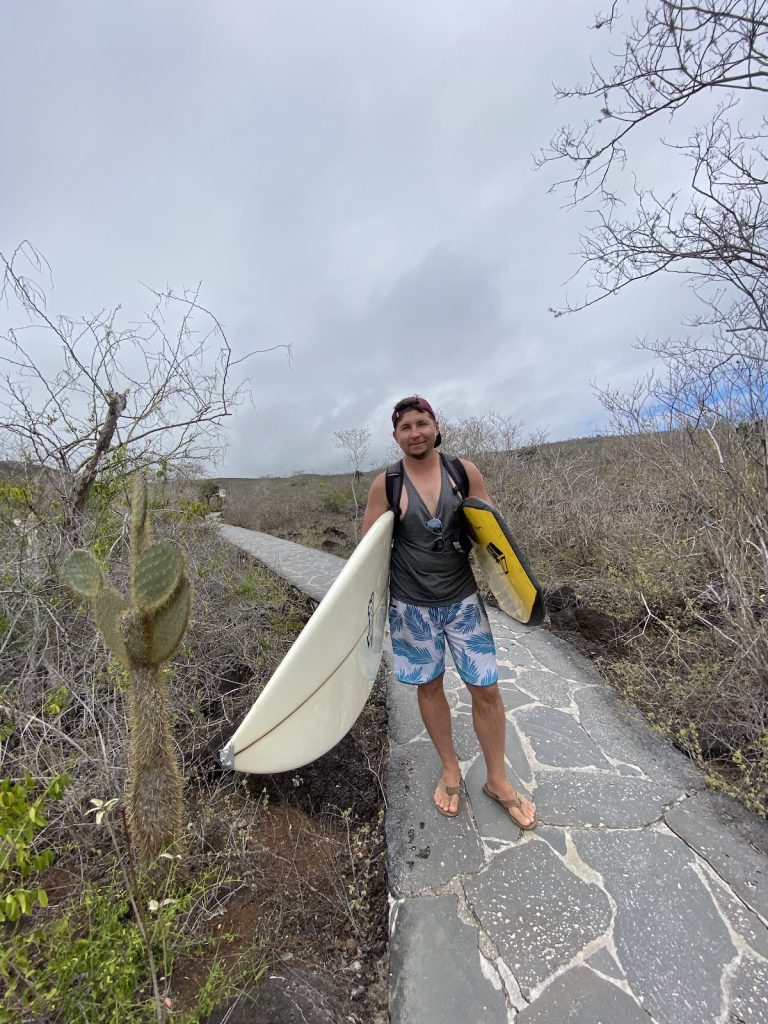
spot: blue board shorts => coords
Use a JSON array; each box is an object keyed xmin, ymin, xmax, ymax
[{"xmin": 388, "ymin": 593, "xmax": 499, "ymax": 687}]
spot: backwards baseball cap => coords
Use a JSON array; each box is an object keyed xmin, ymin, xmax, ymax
[{"xmin": 391, "ymin": 395, "xmax": 442, "ymax": 448}]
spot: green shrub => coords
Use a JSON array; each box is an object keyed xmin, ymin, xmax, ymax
[
  {"xmin": 1, "ymin": 869, "xmax": 253, "ymax": 1024},
  {"xmin": 174, "ymin": 499, "xmax": 210, "ymax": 520},
  {"xmin": 0, "ymin": 483, "xmax": 32, "ymax": 510},
  {"xmin": 318, "ymin": 484, "xmax": 349, "ymax": 514},
  {"xmin": 0, "ymin": 771, "xmax": 70, "ymax": 923},
  {"xmin": 199, "ymin": 481, "xmax": 221, "ymax": 502}
]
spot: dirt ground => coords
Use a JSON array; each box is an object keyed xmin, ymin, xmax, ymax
[{"xmin": 182, "ymin": 666, "xmax": 391, "ymax": 1023}]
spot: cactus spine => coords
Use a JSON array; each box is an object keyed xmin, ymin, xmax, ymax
[{"xmin": 63, "ymin": 474, "xmax": 190, "ymax": 867}]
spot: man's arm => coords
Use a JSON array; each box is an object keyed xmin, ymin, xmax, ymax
[
  {"xmin": 360, "ymin": 472, "xmax": 389, "ymax": 537},
  {"xmin": 460, "ymin": 459, "xmax": 493, "ymax": 504}
]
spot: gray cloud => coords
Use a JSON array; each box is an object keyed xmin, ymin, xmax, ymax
[{"xmin": 1, "ymin": 0, "xmax": 692, "ymax": 477}]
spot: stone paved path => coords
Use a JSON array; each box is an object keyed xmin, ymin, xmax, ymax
[{"xmin": 220, "ymin": 523, "xmax": 768, "ymax": 1024}]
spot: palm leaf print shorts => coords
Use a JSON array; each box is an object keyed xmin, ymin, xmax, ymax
[{"xmin": 388, "ymin": 592, "xmax": 498, "ymax": 687}]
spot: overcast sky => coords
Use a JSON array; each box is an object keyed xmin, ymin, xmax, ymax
[{"xmin": 2, "ymin": 0, "xmax": 695, "ymax": 476}]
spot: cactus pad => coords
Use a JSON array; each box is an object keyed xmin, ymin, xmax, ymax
[
  {"xmin": 132, "ymin": 474, "xmax": 148, "ymax": 526},
  {"xmin": 130, "ymin": 474, "xmax": 151, "ymax": 557},
  {"xmin": 62, "ymin": 550, "xmax": 104, "ymax": 598},
  {"xmin": 149, "ymin": 578, "xmax": 191, "ymax": 663},
  {"xmin": 94, "ymin": 587, "xmax": 129, "ymax": 665},
  {"xmin": 133, "ymin": 542, "xmax": 184, "ymax": 612}
]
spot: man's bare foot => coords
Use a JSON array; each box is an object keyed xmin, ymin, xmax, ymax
[
  {"xmin": 483, "ymin": 779, "xmax": 536, "ymax": 830},
  {"xmin": 434, "ymin": 764, "xmax": 461, "ymax": 817}
]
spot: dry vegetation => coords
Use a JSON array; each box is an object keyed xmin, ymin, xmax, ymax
[
  {"xmin": 0, "ymin": 473, "xmax": 388, "ymax": 1023},
  {"xmin": 2, "ymin": 408, "xmax": 766, "ymax": 1024},
  {"xmin": 223, "ymin": 417, "xmax": 767, "ymax": 816},
  {"xmin": 0, "ymin": 243, "xmax": 388, "ymax": 1024}
]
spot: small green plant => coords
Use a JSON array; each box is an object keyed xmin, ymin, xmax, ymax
[
  {"xmin": 340, "ymin": 805, "xmax": 385, "ymax": 939},
  {"xmin": 319, "ymin": 484, "xmax": 349, "ymax": 514},
  {"xmin": 63, "ymin": 474, "xmax": 191, "ymax": 867},
  {"xmin": 0, "ymin": 482, "xmax": 32, "ymax": 508},
  {"xmin": 733, "ymin": 732, "xmax": 768, "ymax": 817},
  {"xmin": 232, "ymin": 569, "xmax": 268, "ymax": 602},
  {"xmin": 0, "ymin": 770, "xmax": 70, "ymax": 923},
  {"xmin": 0, "ymin": 865, "xmax": 246, "ymax": 1024},
  {"xmin": 177, "ymin": 498, "xmax": 210, "ymax": 519},
  {"xmin": 42, "ymin": 684, "xmax": 70, "ymax": 717}
]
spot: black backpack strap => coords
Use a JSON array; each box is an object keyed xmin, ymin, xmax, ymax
[
  {"xmin": 440, "ymin": 453, "xmax": 469, "ymax": 499},
  {"xmin": 386, "ymin": 455, "xmax": 468, "ymax": 530},
  {"xmin": 385, "ymin": 460, "xmax": 404, "ymax": 523}
]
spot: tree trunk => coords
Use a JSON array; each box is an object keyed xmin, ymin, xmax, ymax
[{"xmin": 68, "ymin": 390, "xmax": 128, "ymax": 540}]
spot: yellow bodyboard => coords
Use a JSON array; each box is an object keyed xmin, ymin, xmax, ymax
[{"xmin": 462, "ymin": 498, "xmax": 544, "ymax": 626}]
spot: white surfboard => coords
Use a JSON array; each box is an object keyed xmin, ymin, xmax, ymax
[{"xmin": 220, "ymin": 510, "xmax": 394, "ymax": 774}]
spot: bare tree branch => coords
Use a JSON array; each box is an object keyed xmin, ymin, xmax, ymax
[
  {"xmin": 538, "ymin": 0, "xmax": 767, "ymax": 346},
  {"xmin": 0, "ymin": 242, "xmax": 291, "ymax": 537}
]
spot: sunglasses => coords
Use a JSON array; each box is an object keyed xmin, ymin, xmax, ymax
[{"xmin": 425, "ymin": 516, "xmax": 444, "ymax": 552}]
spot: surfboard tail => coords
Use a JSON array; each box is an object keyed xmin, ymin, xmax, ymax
[{"xmin": 220, "ymin": 739, "xmax": 235, "ymax": 770}]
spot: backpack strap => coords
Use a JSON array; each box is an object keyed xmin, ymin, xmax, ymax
[
  {"xmin": 385, "ymin": 454, "xmax": 470, "ymax": 526},
  {"xmin": 440, "ymin": 453, "xmax": 469, "ymax": 500},
  {"xmin": 441, "ymin": 454, "xmax": 473, "ymax": 553},
  {"xmin": 385, "ymin": 460, "xmax": 404, "ymax": 524}
]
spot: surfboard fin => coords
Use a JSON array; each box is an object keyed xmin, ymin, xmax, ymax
[{"xmin": 219, "ymin": 739, "xmax": 235, "ymax": 770}]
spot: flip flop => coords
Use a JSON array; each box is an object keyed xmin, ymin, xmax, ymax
[
  {"xmin": 482, "ymin": 783, "xmax": 537, "ymax": 830},
  {"xmin": 434, "ymin": 778, "xmax": 461, "ymax": 817}
]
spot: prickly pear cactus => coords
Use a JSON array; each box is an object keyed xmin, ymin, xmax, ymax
[{"xmin": 63, "ymin": 474, "xmax": 190, "ymax": 867}]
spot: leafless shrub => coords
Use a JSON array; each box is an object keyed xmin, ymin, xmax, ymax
[
  {"xmin": 0, "ymin": 241, "xmax": 290, "ymax": 543},
  {"xmin": 594, "ymin": 379, "xmax": 768, "ymax": 787},
  {"xmin": 333, "ymin": 427, "xmax": 371, "ymax": 543},
  {"xmin": 539, "ymin": 1, "xmax": 767, "ymax": 342},
  {"xmin": 530, "ymin": 2, "xmax": 767, "ymax": 808}
]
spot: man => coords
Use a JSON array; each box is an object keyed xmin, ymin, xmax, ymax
[{"xmin": 361, "ymin": 396, "xmax": 536, "ymax": 828}]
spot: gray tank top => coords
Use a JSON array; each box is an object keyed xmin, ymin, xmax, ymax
[{"xmin": 389, "ymin": 459, "xmax": 476, "ymax": 606}]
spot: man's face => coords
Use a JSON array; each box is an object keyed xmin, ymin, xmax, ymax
[{"xmin": 393, "ymin": 408, "xmax": 439, "ymax": 458}]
